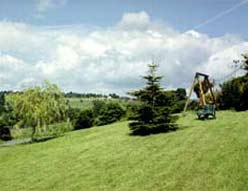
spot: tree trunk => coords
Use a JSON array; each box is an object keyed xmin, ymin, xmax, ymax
[
  {"xmin": 31, "ymin": 119, "xmax": 39, "ymax": 142},
  {"xmin": 31, "ymin": 126, "xmax": 36, "ymax": 142}
]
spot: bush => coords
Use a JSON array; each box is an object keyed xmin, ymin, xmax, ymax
[
  {"xmin": 217, "ymin": 76, "xmax": 248, "ymax": 111},
  {"xmin": 126, "ymin": 101, "xmax": 142, "ymax": 120},
  {"xmin": 46, "ymin": 122, "xmax": 73, "ymax": 137},
  {"xmin": 92, "ymin": 100, "xmax": 106, "ymax": 117},
  {"xmin": 74, "ymin": 109, "xmax": 94, "ymax": 130},
  {"xmin": 170, "ymin": 100, "xmax": 186, "ymax": 113},
  {"xmin": 68, "ymin": 107, "xmax": 81, "ymax": 125},
  {"xmin": 0, "ymin": 93, "xmax": 5, "ymax": 115},
  {"xmin": 96, "ymin": 102, "xmax": 125, "ymax": 126},
  {"xmin": 0, "ymin": 117, "xmax": 12, "ymax": 141}
]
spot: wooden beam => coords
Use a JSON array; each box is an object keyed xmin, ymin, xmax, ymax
[{"xmin": 183, "ymin": 76, "xmax": 196, "ymax": 114}]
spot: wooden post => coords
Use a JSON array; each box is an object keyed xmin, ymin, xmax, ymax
[
  {"xmin": 207, "ymin": 78, "xmax": 216, "ymax": 105},
  {"xmin": 198, "ymin": 77, "xmax": 206, "ymax": 106},
  {"xmin": 183, "ymin": 75, "xmax": 196, "ymax": 114}
]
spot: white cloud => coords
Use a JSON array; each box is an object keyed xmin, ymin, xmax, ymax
[
  {"xmin": 0, "ymin": 53, "xmax": 37, "ymax": 90},
  {"xmin": 35, "ymin": 0, "xmax": 67, "ymax": 13},
  {"xmin": 118, "ymin": 11, "xmax": 151, "ymax": 30},
  {"xmin": 0, "ymin": 11, "xmax": 248, "ymax": 94}
]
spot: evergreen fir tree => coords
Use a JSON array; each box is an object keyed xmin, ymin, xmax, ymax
[{"xmin": 129, "ymin": 63, "xmax": 178, "ymax": 135}]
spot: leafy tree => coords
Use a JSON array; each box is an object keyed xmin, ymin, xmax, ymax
[
  {"xmin": 92, "ymin": 100, "xmax": 106, "ymax": 117},
  {"xmin": 0, "ymin": 92, "xmax": 5, "ymax": 114},
  {"xmin": 218, "ymin": 76, "xmax": 248, "ymax": 111},
  {"xmin": 129, "ymin": 63, "xmax": 178, "ymax": 135},
  {"xmin": 163, "ymin": 89, "xmax": 186, "ymax": 114},
  {"xmin": 0, "ymin": 117, "xmax": 12, "ymax": 141},
  {"xmin": 109, "ymin": 93, "xmax": 120, "ymax": 99},
  {"xmin": 68, "ymin": 107, "xmax": 81, "ymax": 126},
  {"xmin": 74, "ymin": 109, "xmax": 94, "ymax": 130},
  {"xmin": 7, "ymin": 81, "xmax": 68, "ymax": 141},
  {"xmin": 175, "ymin": 88, "xmax": 186, "ymax": 101},
  {"xmin": 242, "ymin": 53, "xmax": 248, "ymax": 75},
  {"xmin": 96, "ymin": 102, "xmax": 125, "ymax": 126}
]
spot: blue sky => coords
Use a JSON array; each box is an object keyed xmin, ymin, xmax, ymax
[
  {"xmin": 0, "ymin": 0, "xmax": 248, "ymax": 94},
  {"xmin": 1, "ymin": 0, "xmax": 248, "ymax": 37}
]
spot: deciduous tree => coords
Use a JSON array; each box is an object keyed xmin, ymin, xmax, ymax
[{"xmin": 7, "ymin": 81, "xmax": 67, "ymax": 141}]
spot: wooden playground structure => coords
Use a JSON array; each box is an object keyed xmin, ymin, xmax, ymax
[{"xmin": 183, "ymin": 72, "xmax": 217, "ymax": 119}]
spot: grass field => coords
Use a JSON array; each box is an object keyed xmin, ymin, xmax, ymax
[
  {"xmin": 67, "ymin": 98, "xmax": 94, "ymax": 110},
  {"xmin": 67, "ymin": 97, "xmax": 132, "ymax": 110},
  {"xmin": 1, "ymin": 111, "xmax": 248, "ymax": 191}
]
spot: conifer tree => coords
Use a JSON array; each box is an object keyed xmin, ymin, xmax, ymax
[{"xmin": 129, "ymin": 63, "xmax": 178, "ymax": 135}]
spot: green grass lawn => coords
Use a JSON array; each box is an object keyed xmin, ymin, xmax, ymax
[{"xmin": 1, "ymin": 111, "xmax": 248, "ymax": 191}]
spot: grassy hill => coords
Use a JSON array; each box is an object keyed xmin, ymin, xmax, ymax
[{"xmin": 1, "ymin": 111, "xmax": 248, "ymax": 191}]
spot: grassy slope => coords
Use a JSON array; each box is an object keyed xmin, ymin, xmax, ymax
[{"xmin": 1, "ymin": 111, "xmax": 248, "ymax": 191}]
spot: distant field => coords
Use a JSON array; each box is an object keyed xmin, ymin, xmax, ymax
[
  {"xmin": 67, "ymin": 98, "xmax": 94, "ymax": 110},
  {"xmin": 67, "ymin": 97, "xmax": 132, "ymax": 110},
  {"xmin": 1, "ymin": 111, "xmax": 248, "ymax": 191}
]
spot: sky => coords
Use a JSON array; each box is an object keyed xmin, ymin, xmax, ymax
[{"xmin": 0, "ymin": 0, "xmax": 248, "ymax": 95}]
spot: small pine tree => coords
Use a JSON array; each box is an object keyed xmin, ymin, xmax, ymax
[{"xmin": 129, "ymin": 63, "xmax": 178, "ymax": 135}]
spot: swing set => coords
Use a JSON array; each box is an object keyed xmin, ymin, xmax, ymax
[{"xmin": 183, "ymin": 72, "xmax": 216, "ymax": 119}]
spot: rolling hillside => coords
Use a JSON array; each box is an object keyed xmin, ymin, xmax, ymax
[{"xmin": 0, "ymin": 111, "xmax": 248, "ymax": 191}]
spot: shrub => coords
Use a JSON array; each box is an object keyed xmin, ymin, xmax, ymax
[
  {"xmin": 68, "ymin": 107, "xmax": 81, "ymax": 125},
  {"xmin": 0, "ymin": 117, "xmax": 12, "ymax": 141},
  {"xmin": 126, "ymin": 101, "xmax": 142, "ymax": 120},
  {"xmin": 74, "ymin": 109, "xmax": 94, "ymax": 130},
  {"xmin": 170, "ymin": 100, "xmax": 186, "ymax": 113},
  {"xmin": 217, "ymin": 76, "xmax": 248, "ymax": 111},
  {"xmin": 0, "ymin": 92, "xmax": 5, "ymax": 115},
  {"xmin": 96, "ymin": 102, "xmax": 125, "ymax": 126},
  {"xmin": 92, "ymin": 100, "xmax": 106, "ymax": 117}
]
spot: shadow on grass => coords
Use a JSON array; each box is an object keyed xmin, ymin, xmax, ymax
[
  {"xmin": 0, "ymin": 135, "xmax": 64, "ymax": 147},
  {"xmin": 28, "ymin": 134, "xmax": 67, "ymax": 144},
  {"xmin": 195, "ymin": 116, "xmax": 216, "ymax": 121},
  {"xmin": 32, "ymin": 136, "xmax": 60, "ymax": 143},
  {"xmin": 128, "ymin": 123, "xmax": 181, "ymax": 137}
]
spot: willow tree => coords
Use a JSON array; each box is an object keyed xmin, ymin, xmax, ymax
[
  {"xmin": 7, "ymin": 81, "xmax": 68, "ymax": 141},
  {"xmin": 129, "ymin": 63, "xmax": 178, "ymax": 135}
]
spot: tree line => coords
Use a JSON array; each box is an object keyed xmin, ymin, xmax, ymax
[{"xmin": 1, "ymin": 52, "xmax": 248, "ymax": 142}]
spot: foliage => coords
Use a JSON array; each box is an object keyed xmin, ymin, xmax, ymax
[
  {"xmin": 126, "ymin": 101, "xmax": 142, "ymax": 120},
  {"xmin": 92, "ymin": 100, "xmax": 106, "ymax": 117},
  {"xmin": 68, "ymin": 107, "xmax": 81, "ymax": 125},
  {"xmin": 0, "ymin": 92, "xmax": 16, "ymax": 141},
  {"xmin": 242, "ymin": 53, "xmax": 248, "ymax": 75},
  {"xmin": 108, "ymin": 93, "xmax": 120, "ymax": 99},
  {"xmin": 0, "ymin": 117, "xmax": 12, "ymax": 141},
  {"xmin": 164, "ymin": 88, "xmax": 186, "ymax": 113},
  {"xmin": 6, "ymin": 81, "xmax": 68, "ymax": 141},
  {"xmin": 187, "ymin": 99, "xmax": 199, "ymax": 110},
  {"xmin": 217, "ymin": 76, "xmax": 248, "ymax": 111},
  {"xmin": 129, "ymin": 63, "xmax": 178, "ymax": 135},
  {"xmin": 74, "ymin": 109, "xmax": 94, "ymax": 130},
  {"xmin": 65, "ymin": 92, "xmax": 108, "ymax": 99},
  {"xmin": 0, "ymin": 92, "xmax": 5, "ymax": 114},
  {"xmin": 96, "ymin": 102, "xmax": 125, "ymax": 126},
  {"xmin": 175, "ymin": 88, "xmax": 187, "ymax": 100}
]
